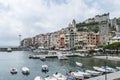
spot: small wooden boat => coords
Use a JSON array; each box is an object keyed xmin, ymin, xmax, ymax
[{"xmin": 10, "ymin": 68, "xmax": 17, "ymax": 74}]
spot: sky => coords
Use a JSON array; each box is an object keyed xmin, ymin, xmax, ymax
[{"xmin": 0, "ymin": 0, "xmax": 120, "ymax": 47}]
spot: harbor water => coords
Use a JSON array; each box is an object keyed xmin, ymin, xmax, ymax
[{"xmin": 0, "ymin": 51, "xmax": 120, "ymax": 80}]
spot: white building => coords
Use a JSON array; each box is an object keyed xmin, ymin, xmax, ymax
[{"xmin": 109, "ymin": 32, "xmax": 120, "ymax": 44}]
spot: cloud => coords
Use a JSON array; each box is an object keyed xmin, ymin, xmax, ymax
[{"xmin": 0, "ymin": 0, "xmax": 120, "ymax": 46}]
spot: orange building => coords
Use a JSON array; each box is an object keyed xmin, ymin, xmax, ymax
[{"xmin": 86, "ymin": 32, "xmax": 100, "ymax": 50}]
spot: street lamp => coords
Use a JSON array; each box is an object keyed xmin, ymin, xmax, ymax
[
  {"xmin": 105, "ymin": 42, "xmax": 109, "ymax": 80},
  {"xmin": 105, "ymin": 49, "xmax": 108, "ymax": 80}
]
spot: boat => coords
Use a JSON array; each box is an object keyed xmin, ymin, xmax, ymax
[
  {"xmin": 40, "ymin": 49, "xmax": 48, "ymax": 53},
  {"xmin": 42, "ymin": 65, "xmax": 48, "ymax": 72},
  {"xmin": 75, "ymin": 62, "xmax": 83, "ymax": 67},
  {"xmin": 45, "ymin": 76, "xmax": 57, "ymax": 80},
  {"xmin": 34, "ymin": 76, "xmax": 43, "ymax": 80},
  {"xmin": 28, "ymin": 54, "xmax": 33, "ymax": 58},
  {"xmin": 101, "ymin": 66, "xmax": 117, "ymax": 73},
  {"xmin": 77, "ymin": 71, "xmax": 91, "ymax": 78},
  {"xmin": 33, "ymin": 48, "xmax": 48, "ymax": 53},
  {"xmin": 93, "ymin": 66, "xmax": 109, "ymax": 73},
  {"xmin": 70, "ymin": 72, "xmax": 84, "ymax": 80},
  {"xmin": 7, "ymin": 48, "xmax": 12, "ymax": 52},
  {"xmin": 57, "ymin": 52, "xmax": 68, "ymax": 60},
  {"xmin": 21, "ymin": 67, "xmax": 30, "ymax": 75},
  {"xmin": 53, "ymin": 72, "xmax": 67, "ymax": 80},
  {"xmin": 10, "ymin": 68, "xmax": 17, "ymax": 74},
  {"xmin": 66, "ymin": 76, "xmax": 74, "ymax": 80},
  {"xmin": 116, "ymin": 67, "xmax": 120, "ymax": 70},
  {"xmin": 85, "ymin": 70, "xmax": 102, "ymax": 76},
  {"xmin": 40, "ymin": 56, "xmax": 46, "ymax": 61}
]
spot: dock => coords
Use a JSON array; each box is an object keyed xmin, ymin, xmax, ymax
[
  {"xmin": 28, "ymin": 53, "xmax": 85, "ymax": 59},
  {"xmin": 0, "ymin": 47, "xmax": 23, "ymax": 52},
  {"xmin": 87, "ymin": 71, "xmax": 120, "ymax": 80}
]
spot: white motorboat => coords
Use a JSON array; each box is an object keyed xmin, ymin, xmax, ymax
[
  {"xmin": 40, "ymin": 49, "xmax": 48, "ymax": 53},
  {"xmin": 101, "ymin": 66, "xmax": 117, "ymax": 73},
  {"xmin": 85, "ymin": 70, "xmax": 102, "ymax": 76},
  {"xmin": 28, "ymin": 54, "xmax": 33, "ymax": 58},
  {"xmin": 45, "ymin": 76, "xmax": 57, "ymax": 80},
  {"xmin": 10, "ymin": 68, "xmax": 17, "ymax": 74},
  {"xmin": 34, "ymin": 76, "xmax": 43, "ymax": 80},
  {"xmin": 93, "ymin": 66, "xmax": 109, "ymax": 73},
  {"xmin": 33, "ymin": 48, "xmax": 48, "ymax": 53},
  {"xmin": 77, "ymin": 71, "xmax": 91, "ymax": 78},
  {"xmin": 116, "ymin": 67, "xmax": 120, "ymax": 70},
  {"xmin": 42, "ymin": 65, "xmax": 48, "ymax": 72},
  {"xmin": 53, "ymin": 72, "xmax": 67, "ymax": 80},
  {"xmin": 57, "ymin": 52, "xmax": 68, "ymax": 60},
  {"xmin": 75, "ymin": 62, "xmax": 83, "ymax": 67},
  {"xmin": 40, "ymin": 56, "xmax": 46, "ymax": 61},
  {"xmin": 7, "ymin": 48, "xmax": 12, "ymax": 52},
  {"xmin": 71, "ymin": 72, "xmax": 84, "ymax": 80},
  {"xmin": 21, "ymin": 67, "xmax": 30, "ymax": 75}
]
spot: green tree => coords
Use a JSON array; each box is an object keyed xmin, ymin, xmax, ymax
[
  {"xmin": 88, "ymin": 49, "xmax": 96, "ymax": 56},
  {"xmin": 103, "ymin": 42, "xmax": 120, "ymax": 55}
]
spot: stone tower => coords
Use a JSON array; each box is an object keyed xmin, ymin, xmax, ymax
[
  {"xmin": 98, "ymin": 13, "xmax": 110, "ymax": 46},
  {"xmin": 99, "ymin": 21, "xmax": 109, "ymax": 45}
]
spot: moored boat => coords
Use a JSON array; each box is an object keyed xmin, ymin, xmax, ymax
[
  {"xmin": 116, "ymin": 66, "xmax": 120, "ymax": 70},
  {"xmin": 57, "ymin": 52, "xmax": 68, "ymax": 60},
  {"xmin": 77, "ymin": 71, "xmax": 91, "ymax": 78},
  {"xmin": 34, "ymin": 76, "xmax": 43, "ymax": 80},
  {"xmin": 101, "ymin": 66, "xmax": 117, "ymax": 73},
  {"xmin": 28, "ymin": 54, "xmax": 33, "ymax": 58},
  {"xmin": 85, "ymin": 70, "xmax": 102, "ymax": 76},
  {"xmin": 7, "ymin": 48, "xmax": 12, "ymax": 52},
  {"xmin": 45, "ymin": 76, "xmax": 57, "ymax": 80},
  {"xmin": 42, "ymin": 65, "xmax": 48, "ymax": 72},
  {"xmin": 40, "ymin": 56, "xmax": 46, "ymax": 61},
  {"xmin": 70, "ymin": 72, "xmax": 84, "ymax": 80},
  {"xmin": 66, "ymin": 76, "xmax": 74, "ymax": 80},
  {"xmin": 21, "ymin": 67, "xmax": 30, "ymax": 75},
  {"xmin": 53, "ymin": 72, "xmax": 67, "ymax": 80},
  {"xmin": 93, "ymin": 66, "xmax": 109, "ymax": 73},
  {"xmin": 10, "ymin": 68, "xmax": 17, "ymax": 74},
  {"xmin": 75, "ymin": 62, "xmax": 83, "ymax": 67}
]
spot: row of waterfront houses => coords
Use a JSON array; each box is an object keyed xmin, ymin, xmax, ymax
[{"xmin": 20, "ymin": 13, "xmax": 120, "ymax": 50}]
